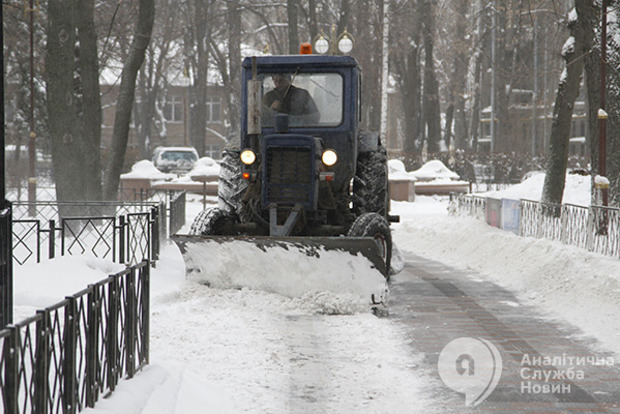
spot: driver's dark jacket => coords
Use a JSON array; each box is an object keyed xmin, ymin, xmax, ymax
[{"xmin": 263, "ymin": 85, "xmax": 320, "ymax": 123}]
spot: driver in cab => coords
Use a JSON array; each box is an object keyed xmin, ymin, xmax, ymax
[{"xmin": 262, "ymin": 74, "xmax": 320, "ymax": 125}]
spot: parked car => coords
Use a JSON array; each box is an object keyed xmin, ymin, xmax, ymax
[{"xmin": 152, "ymin": 146, "xmax": 199, "ymax": 174}]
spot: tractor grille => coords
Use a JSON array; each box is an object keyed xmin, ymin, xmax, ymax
[{"xmin": 265, "ymin": 147, "xmax": 312, "ymax": 204}]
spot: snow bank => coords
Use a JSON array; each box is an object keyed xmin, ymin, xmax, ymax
[
  {"xmin": 180, "ymin": 239, "xmax": 388, "ymax": 314},
  {"xmin": 411, "ymin": 160, "xmax": 460, "ymax": 181},
  {"xmin": 481, "ymin": 171, "xmax": 591, "ymax": 205},
  {"xmin": 392, "ymin": 197, "xmax": 620, "ymax": 358},
  {"xmin": 13, "ymin": 256, "xmax": 125, "ymax": 321}
]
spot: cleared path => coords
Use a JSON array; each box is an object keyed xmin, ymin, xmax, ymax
[{"xmin": 389, "ymin": 253, "xmax": 620, "ymax": 413}]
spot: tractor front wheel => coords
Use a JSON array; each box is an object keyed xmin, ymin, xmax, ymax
[
  {"xmin": 189, "ymin": 207, "xmax": 239, "ymax": 236},
  {"xmin": 347, "ymin": 212, "xmax": 392, "ymax": 279}
]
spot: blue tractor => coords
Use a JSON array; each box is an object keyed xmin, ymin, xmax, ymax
[{"xmin": 176, "ymin": 53, "xmax": 397, "ymax": 277}]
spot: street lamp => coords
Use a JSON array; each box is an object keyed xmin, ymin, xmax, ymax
[{"xmin": 313, "ymin": 25, "xmax": 354, "ymax": 55}]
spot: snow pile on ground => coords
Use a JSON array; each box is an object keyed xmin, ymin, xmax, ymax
[
  {"xmin": 411, "ymin": 159, "xmax": 460, "ymax": 181},
  {"xmin": 120, "ymin": 160, "xmax": 173, "ymax": 180},
  {"xmin": 388, "ymin": 159, "xmax": 417, "ymax": 181},
  {"xmin": 482, "ymin": 171, "xmax": 592, "ymax": 205},
  {"xmin": 13, "ymin": 255, "xmax": 125, "ymax": 322},
  {"xmin": 179, "ymin": 239, "xmax": 388, "ymax": 314}
]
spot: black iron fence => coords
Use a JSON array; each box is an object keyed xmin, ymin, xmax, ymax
[
  {"xmin": 9, "ymin": 187, "xmax": 187, "ymax": 239},
  {"xmin": 11, "ymin": 201, "xmax": 162, "ymax": 266},
  {"xmin": 452, "ymin": 194, "xmax": 620, "ymax": 259},
  {"xmin": 116, "ymin": 188, "xmax": 186, "ymax": 236},
  {"xmin": 1, "ymin": 205, "xmax": 13, "ymax": 328},
  {"xmin": 0, "ymin": 261, "xmax": 150, "ymax": 414}
]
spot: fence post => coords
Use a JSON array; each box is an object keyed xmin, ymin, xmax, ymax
[
  {"xmin": 125, "ymin": 268, "xmax": 137, "ymax": 378},
  {"xmin": 150, "ymin": 206, "xmax": 159, "ymax": 264},
  {"xmin": 107, "ymin": 276, "xmax": 119, "ymax": 391},
  {"xmin": 586, "ymin": 206, "xmax": 595, "ymax": 252},
  {"xmin": 64, "ymin": 296, "xmax": 77, "ymax": 414},
  {"xmin": 535, "ymin": 202, "xmax": 544, "ymax": 239},
  {"xmin": 560, "ymin": 205, "xmax": 568, "ymax": 244},
  {"xmin": 35, "ymin": 310, "xmax": 50, "ymax": 414},
  {"xmin": 1, "ymin": 203, "xmax": 13, "ymax": 328},
  {"xmin": 3, "ymin": 326, "xmax": 19, "ymax": 414},
  {"xmin": 141, "ymin": 262, "xmax": 150, "ymax": 366},
  {"xmin": 86, "ymin": 285, "xmax": 99, "ymax": 408},
  {"xmin": 49, "ymin": 219, "xmax": 55, "ymax": 260},
  {"xmin": 61, "ymin": 217, "xmax": 66, "ymax": 257},
  {"xmin": 118, "ymin": 216, "xmax": 125, "ymax": 264}
]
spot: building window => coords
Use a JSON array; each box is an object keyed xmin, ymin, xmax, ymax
[
  {"xmin": 164, "ymin": 96, "xmax": 184, "ymax": 123},
  {"xmin": 205, "ymin": 144, "xmax": 221, "ymax": 159},
  {"xmin": 207, "ymin": 96, "xmax": 221, "ymax": 123}
]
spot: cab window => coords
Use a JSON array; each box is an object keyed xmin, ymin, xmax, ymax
[{"xmin": 260, "ymin": 73, "xmax": 343, "ymax": 127}]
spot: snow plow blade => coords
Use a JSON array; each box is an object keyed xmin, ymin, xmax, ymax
[{"xmin": 172, "ymin": 235, "xmax": 388, "ymax": 277}]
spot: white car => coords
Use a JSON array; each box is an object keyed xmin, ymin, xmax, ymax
[{"xmin": 152, "ymin": 146, "xmax": 199, "ymax": 174}]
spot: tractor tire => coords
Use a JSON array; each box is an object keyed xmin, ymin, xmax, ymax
[
  {"xmin": 352, "ymin": 147, "xmax": 388, "ymax": 217},
  {"xmin": 189, "ymin": 207, "xmax": 238, "ymax": 236},
  {"xmin": 347, "ymin": 212, "xmax": 392, "ymax": 279},
  {"xmin": 218, "ymin": 149, "xmax": 248, "ymax": 216}
]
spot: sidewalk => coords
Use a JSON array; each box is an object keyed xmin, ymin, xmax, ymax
[{"xmin": 390, "ymin": 253, "xmax": 620, "ymax": 413}]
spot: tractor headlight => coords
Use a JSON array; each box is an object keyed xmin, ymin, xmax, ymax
[
  {"xmin": 240, "ymin": 149, "xmax": 256, "ymax": 165},
  {"xmin": 322, "ymin": 149, "xmax": 338, "ymax": 166}
]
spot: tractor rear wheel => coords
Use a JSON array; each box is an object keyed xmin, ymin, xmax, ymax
[
  {"xmin": 218, "ymin": 149, "xmax": 248, "ymax": 216},
  {"xmin": 347, "ymin": 212, "xmax": 392, "ymax": 279},
  {"xmin": 352, "ymin": 147, "xmax": 388, "ymax": 217}
]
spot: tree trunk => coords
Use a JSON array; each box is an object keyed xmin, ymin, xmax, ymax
[
  {"xmin": 451, "ymin": 0, "xmax": 469, "ymax": 150},
  {"xmin": 76, "ymin": 0, "xmax": 102, "ymax": 201},
  {"xmin": 604, "ymin": 13, "xmax": 620, "ymax": 206},
  {"xmin": 541, "ymin": 0, "xmax": 594, "ymax": 205},
  {"xmin": 103, "ymin": 0, "xmax": 155, "ymax": 200},
  {"xmin": 307, "ymin": 0, "xmax": 318, "ymax": 42},
  {"xmin": 188, "ymin": 0, "xmax": 211, "ymax": 156},
  {"xmin": 287, "ymin": 0, "xmax": 299, "ymax": 54},
  {"xmin": 443, "ymin": 104, "xmax": 454, "ymax": 148},
  {"xmin": 46, "ymin": 0, "xmax": 85, "ymax": 203},
  {"xmin": 227, "ymin": 1, "xmax": 242, "ymax": 136},
  {"xmin": 421, "ymin": 0, "xmax": 441, "ymax": 153},
  {"xmin": 337, "ymin": 0, "xmax": 350, "ymax": 35}
]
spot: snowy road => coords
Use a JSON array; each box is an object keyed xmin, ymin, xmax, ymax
[
  {"xmin": 145, "ymin": 253, "xmax": 436, "ymax": 413},
  {"xmin": 70, "ymin": 190, "xmax": 620, "ymax": 413}
]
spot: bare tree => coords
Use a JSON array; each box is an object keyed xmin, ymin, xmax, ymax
[
  {"xmin": 392, "ymin": 0, "xmax": 422, "ymax": 156},
  {"xmin": 542, "ymin": 0, "xmax": 596, "ymax": 205},
  {"xmin": 46, "ymin": 0, "xmax": 86, "ymax": 203},
  {"xmin": 443, "ymin": 0, "xmax": 469, "ymax": 150},
  {"xmin": 77, "ymin": 0, "xmax": 103, "ymax": 201},
  {"xmin": 288, "ymin": 0, "xmax": 299, "ymax": 54},
  {"xmin": 421, "ymin": 0, "xmax": 441, "ymax": 152},
  {"xmin": 228, "ymin": 1, "xmax": 242, "ymax": 136},
  {"xmin": 183, "ymin": 0, "xmax": 214, "ymax": 156},
  {"xmin": 103, "ymin": 0, "xmax": 155, "ymax": 200},
  {"xmin": 607, "ymin": 4, "xmax": 620, "ymax": 206}
]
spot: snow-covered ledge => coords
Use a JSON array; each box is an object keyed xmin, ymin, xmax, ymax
[{"xmin": 388, "ymin": 160, "xmax": 417, "ymax": 202}]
